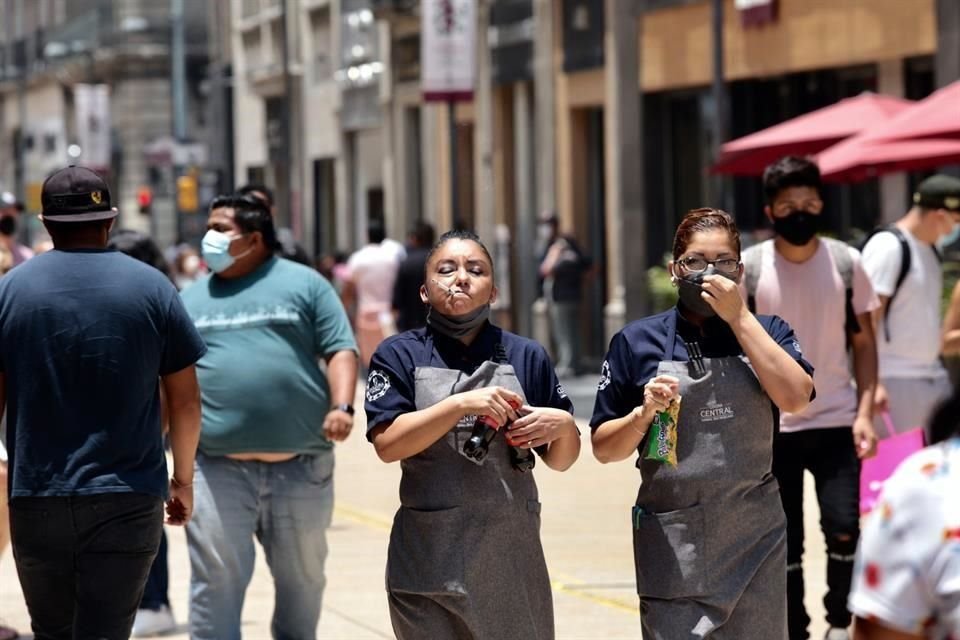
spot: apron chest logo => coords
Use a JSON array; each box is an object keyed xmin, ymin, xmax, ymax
[
  {"xmin": 699, "ymin": 400, "xmax": 735, "ymax": 422},
  {"xmin": 366, "ymin": 370, "xmax": 392, "ymax": 401}
]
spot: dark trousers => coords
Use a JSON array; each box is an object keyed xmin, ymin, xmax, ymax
[
  {"xmin": 773, "ymin": 428, "xmax": 861, "ymax": 640},
  {"xmin": 10, "ymin": 492, "xmax": 164, "ymax": 640},
  {"xmin": 139, "ymin": 530, "xmax": 170, "ymax": 610}
]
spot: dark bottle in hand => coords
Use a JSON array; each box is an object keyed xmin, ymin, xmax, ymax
[{"xmin": 463, "ymin": 415, "xmax": 500, "ymax": 461}]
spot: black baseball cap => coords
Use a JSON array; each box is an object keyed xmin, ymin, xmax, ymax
[
  {"xmin": 41, "ymin": 165, "xmax": 118, "ymax": 222},
  {"xmin": 914, "ymin": 174, "xmax": 960, "ymax": 213}
]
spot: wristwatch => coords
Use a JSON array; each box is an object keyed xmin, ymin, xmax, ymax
[{"xmin": 334, "ymin": 403, "xmax": 355, "ymax": 416}]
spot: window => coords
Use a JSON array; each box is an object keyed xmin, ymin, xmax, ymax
[{"xmin": 310, "ymin": 7, "xmax": 332, "ymax": 83}]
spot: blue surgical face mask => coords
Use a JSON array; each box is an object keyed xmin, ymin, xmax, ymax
[
  {"xmin": 937, "ymin": 222, "xmax": 960, "ymax": 250},
  {"xmin": 201, "ymin": 229, "xmax": 250, "ymax": 274}
]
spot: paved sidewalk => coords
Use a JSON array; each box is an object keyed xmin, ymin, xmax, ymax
[{"xmin": 0, "ymin": 388, "xmax": 831, "ymax": 638}]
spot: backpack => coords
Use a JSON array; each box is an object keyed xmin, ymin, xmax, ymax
[
  {"xmin": 743, "ymin": 238, "xmax": 861, "ymax": 339},
  {"xmin": 859, "ymin": 226, "xmax": 939, "ymax": 342}
]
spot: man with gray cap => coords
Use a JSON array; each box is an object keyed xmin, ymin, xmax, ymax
[
  {"xmin": 0, "ymin": 191, "xmax": 33, "ymax": 267},
  {"xmin": 0, "ymin": 165, "xmax": 206, "ymax": 639},
  {"xmin": 861, "ymin": 174, "xmax": 960, "ymax": 440}
]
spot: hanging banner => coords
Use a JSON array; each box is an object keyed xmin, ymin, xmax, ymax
[
  {"xmin": 421, "ymin": 0, "xmax": 476, "ymax": 102},
  {"xmin": 74, "ymin": 84, "xmax": 112, "ymax": 170},
  {"xmin": 735, "ymin": 0, "xmax": 778, "ymax": 28}
]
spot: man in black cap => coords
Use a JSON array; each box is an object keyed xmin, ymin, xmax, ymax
[
  {"xmin": 0, "ymin": 165, "xmax": 207, "ymax": 639},
  {"xmin": 862, "ymin": 174, "xmax": 960, "ymax": 441}
]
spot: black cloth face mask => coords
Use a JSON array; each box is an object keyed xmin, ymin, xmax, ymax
[
  {"xmin": 427, "ymin": 304, "xmax": 491, "ymax": 339},
  {"xmin": 675, "ymin": 265, "xmax": 738, "ymax": 319},
  {"xmin": 0, "ymin": 216, "xmax": 16, "ymax": 236},
  {"xmin": 773, "ymin": 210, "xmax": 821, "ymax": 246}
]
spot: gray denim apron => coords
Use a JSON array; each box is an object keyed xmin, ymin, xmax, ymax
[
  {"xmin": 633, "ymin": 312, "xmax": 787, "ymax": 639},
  {"xmin": 386, "ymin": 347, "xmax": 554, "ymax": 640}
]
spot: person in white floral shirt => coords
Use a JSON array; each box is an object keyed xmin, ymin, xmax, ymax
[{"xmin": 850, "ymin": 392, "xmax": 960, "ymax": 639}]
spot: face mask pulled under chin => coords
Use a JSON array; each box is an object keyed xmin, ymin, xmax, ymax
[{"xmin": 427, "ymin": 304, "xmax": 491, "ymax": 339}]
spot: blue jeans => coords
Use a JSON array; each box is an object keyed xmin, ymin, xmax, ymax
[{"xmin": 186, "ymin": 451, "xmax": 335, "ymax": 640}]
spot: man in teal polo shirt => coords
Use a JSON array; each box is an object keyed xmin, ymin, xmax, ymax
[{"xmin": 181, "ymin": 194, "xmax": 358, "ymax": 640}]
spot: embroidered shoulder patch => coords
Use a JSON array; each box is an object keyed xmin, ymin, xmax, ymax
[
  {"xmin": 597, "ymin": 360, "xmax": 612, "ymax": 391},
  {"xmin": 365, "ymin": 370, "xmax": 391, "ymax": 402}
]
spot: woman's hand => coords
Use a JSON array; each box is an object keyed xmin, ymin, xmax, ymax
[
  {"xmin": 699, "ymin": 274, "xmax": 747, "ymax": 324},
  {"xmin": 507, "ymin": 406, "xmax": 577, "ymax": 449},
  {"xmin": 640, "ymin": 375, "xmax": 680, "ymax": 418},
  {"xmin": 454, "ymin": 386, "xmax": 523, "ymax": 427}
]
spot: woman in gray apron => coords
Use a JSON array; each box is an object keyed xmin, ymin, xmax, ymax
[
  {"xmin": 591, "ymin": 208, "xmax": 816, "ymax": 639},
  {"xmin": 364, "ymin": 229, "xmax": 580, "ymax": 640}
]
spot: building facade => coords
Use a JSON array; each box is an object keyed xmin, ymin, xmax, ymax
[{"xmin": 0, "ymin": 0, "xmax": 210, "ymax": 249}]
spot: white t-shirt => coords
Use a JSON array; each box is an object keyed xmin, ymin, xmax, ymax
[
  {"xmin": 849, "ymin": 437, "xmax": 960, "ymax": 639},
  {"xmin": 861, "ymin": 228, "xmax": 945, "ymax": 378},
  {"xmin": 346, "ymin": 242, "xmax": 402, "ymax": 311},
  {"xmin": 744, "ymin": 240, "xmax": 880, "ymax": 432}
]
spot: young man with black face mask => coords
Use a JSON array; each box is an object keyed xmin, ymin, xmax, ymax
[{"xmin": 741, "ymin": 156, "xmax": 880, "ymax": 640}]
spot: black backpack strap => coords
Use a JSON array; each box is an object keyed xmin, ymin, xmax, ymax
[
  {"xmin": 741, "ymin": 241, "xmax": 769, "ymax": 314},
  {"xmin": 823, "ymin": 238, "xmax": 861, "ymax": 338},
  {"xmin": 880, "ymin": 227, "xmax": 912, "ymax": 343},
  {"xmin": 493, "ymin": 343, "xmax": 509, "ymax": 365}
]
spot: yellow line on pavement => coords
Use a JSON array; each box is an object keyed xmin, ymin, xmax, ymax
[
  {"xmin": 550, "ymin": 571, "xmax": 638, "ymax": 615},
  {"xmin": 335, "ymin": 503, "xmax": 638, "ymax": 616},
  {"xmin": 334, "ymin": 503, "xmax": 393, "ymax": 532}
]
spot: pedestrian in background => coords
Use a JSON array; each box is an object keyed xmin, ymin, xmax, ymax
[
  {"xmin": 861, "ymin": 175, "xmax": 960, "ymax": 439},
  {"xmin": 742, "ymin": 156, "xmax": 879, "ymax": 640},
  {"xmin": 592, "ymin": 208, "xmax": 814, "ymax": 638},
  {"xmin": 0, "ymin": 192, "xmax": 33, "ymax": 267},
  {"xmin": 181, "ymin": 194, "xmax": 358, "ymax": 640},
  {"xmin": 107, "ymin": 229, "xmax": 180, "ymax": 637},
  {"xmin": 0, "ymin": 166, "xmax": 205, "ymax": 639},
  {"xmin": 237, "ymin": 183, "xmax": 312, "ymax": 266},
  {"xmin": 848, "ymin": 392, "xmax": 960, "ymax": 639},
  {"xmin": 538, "ymin": 213, "xmax": 590, "ymax": 377},
  {"xmin": 0, "ymin": 192, "xmax": 27, "ymax": 640},
  {"xmin": 366, "ymin": 229, "xmax": 580, "ymax": 640},
  {"xmin": 392, "ymin": 220, "xmax": 435, "ymax": 332},
  {"xmin": 342, "ymin": 219, "xmax": 403, "ymax": 369}
]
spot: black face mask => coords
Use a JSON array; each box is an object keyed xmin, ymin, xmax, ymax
[
  {"xmin": 0, "ymin": 216, "xmax": 16, "ymax": 237},
  {"xmin": 773, "ymin": 210, "xmax": 820, "ymax": 246},
  {"xmin": 675, "ymin": 266, "xmax": 738, "ymax": 319}
]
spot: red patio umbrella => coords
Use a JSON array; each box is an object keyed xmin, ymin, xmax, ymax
[
  {"xmin": 818, "ymin": 136, "xmax": 960, "ymax": 183},
  {"xmin": 865, "ymin": 79, "xmax": 960, "ymax": 143},
  {"xmin": 712, "ymin": 93, "xmax": 913, "ymax": 176}
]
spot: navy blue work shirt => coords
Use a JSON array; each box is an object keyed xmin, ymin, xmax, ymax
[
  {"xmin": 364, "ymin": 323, "xmax": 573, "ymax": 438},
  {"xmin": 0, "ymin": 249, "xmax": 207, "ymax": 498},
  {"xmin": 590, "ymin": 307, "xmax": 814, "ymax": 430}
]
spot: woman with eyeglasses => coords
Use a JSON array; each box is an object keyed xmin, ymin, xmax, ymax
[{"xmin": 590, "ymin": 208, "xmax": 815, "ymax": 639}]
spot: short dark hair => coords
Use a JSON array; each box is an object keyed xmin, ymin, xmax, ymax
[
  {"xmin": 762, "ymin": 156, "xmax": 822, "ymax": 203},
  {"xmin": 929, "ymin": 391, "xmax": 960, "ymax": 444},
  {"xmin": 210, "ymin": 194, "xmax": 278, "ymax": 252},
  {"xmin": 44, "ymin": 218, "xmax": 112, "ymax": 242},
  {"xmin": 108, "ymin": 229, "xmax": 173, "ymax": 282},
  {"xmin": 237, "ymin": 184, "xmax": 275, "ymax": 208},
  {"xmin": 426, "ymin": 229, "xmax": 494, "ymax": 275},
  {"xmin": 368, "ymin": 219, "xmax": 386, "ymax": 244},
  {"xmin": 410, "ymin": 221, "xmax": 436, "ymax": 247}
]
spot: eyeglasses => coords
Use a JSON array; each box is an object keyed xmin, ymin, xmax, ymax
[
  {"xmin": 676, "ymin": 256, "xmax": 741, "ymax": 274},
  {"xmin": 771, "ymin": 199, "xmax": 824, "ymax": 218}
]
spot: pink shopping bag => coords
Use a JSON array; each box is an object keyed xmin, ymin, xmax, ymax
[{"xmin": 859, "ymin": 413, "xmax": 925, "ymax": 514}]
